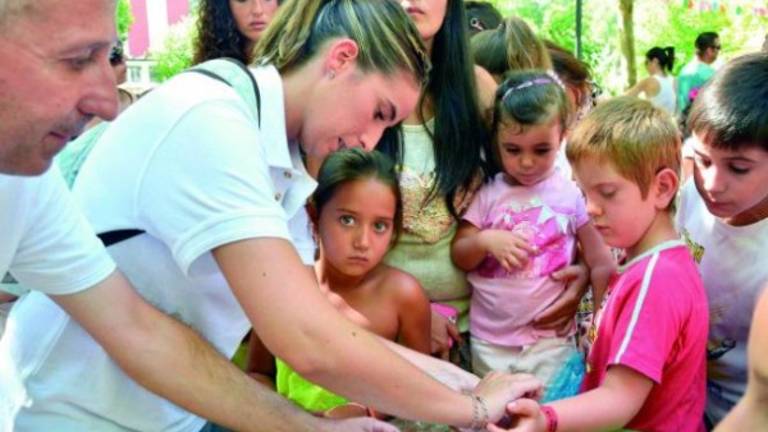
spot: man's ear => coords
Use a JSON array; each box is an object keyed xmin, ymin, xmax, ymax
[
  {"xmin": 323, "ymin": 38, "xmax": 359, "ymax": 79},
  {"xmin": 653, "ymin": 167, "xmax": 679, "ymax": 210}
]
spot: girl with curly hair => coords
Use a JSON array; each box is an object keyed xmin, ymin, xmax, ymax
[{"xmin": 193, "ymin": 0, "xmax": 280, "ymax": 65}]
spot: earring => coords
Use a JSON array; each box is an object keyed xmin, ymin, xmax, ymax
[{"xmin": 328, "ymin": 70, "xmax": 336, "ymax": 79}]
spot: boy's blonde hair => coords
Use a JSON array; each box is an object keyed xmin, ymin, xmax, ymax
[{"xmin": 567, "ymin": 97, "xmax": 681, "ymax": 203}]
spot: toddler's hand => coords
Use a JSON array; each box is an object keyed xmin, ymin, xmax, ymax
[{"xmin": 482, "ymin": 230, "xmax": 536, "ymax": 272}]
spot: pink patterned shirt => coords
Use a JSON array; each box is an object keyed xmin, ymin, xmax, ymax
[{"xmin": 464, "ymin": 171, "xmax": 588, "ymax": 346}]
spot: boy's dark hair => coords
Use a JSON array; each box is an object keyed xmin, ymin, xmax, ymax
[
  {"xmin": 465, "ymin": 1, "xmax": 502, "ymax": 36},
  {"xmin": 695, "ymin": 31, "xmax": 719, "ymax": 54},
  {"xmin": 313, "ymin": 149, "xmax": 403, "ymax": 243},
  {"xmin": 688, "ymin": 52, "xmax": 768, "ymax": 152}
]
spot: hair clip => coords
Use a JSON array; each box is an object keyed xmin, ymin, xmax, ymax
[
  {"xmin": 502, "ymin": 75, "xmax": 562, "ymax": 101},
  {"xmin": 546, "ymin": 70, "xmax": 567, "ymax": 91}
]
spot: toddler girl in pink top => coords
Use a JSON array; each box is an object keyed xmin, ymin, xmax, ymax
[{"xmin": 451, "ymin": 70, "xmax": 614, "ymax": 401}]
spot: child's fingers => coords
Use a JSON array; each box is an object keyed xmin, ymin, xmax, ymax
[
  {"xmin": 447, "ymin": 321, "xmax": 462, "ymax": 342},
  {"xmin": 506, "ymin": 398, "xmax": 540, "ymax": 418},
  {"xmin": 503, "ymin": 255, "xmax": 521, "ymax": 270},
  {"xmin": 486, "ymin": 423, "xmax": 507, "ymax": 432}
]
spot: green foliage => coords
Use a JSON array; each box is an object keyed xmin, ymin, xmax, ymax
[
  {"xmin": 116, "ymin": 0, "xmax": 133, "ymax": 41},
  {"xmin": 635, "ymin": 0, "xmax": 731, "ymax": 76},
  {"xmin": 150, "ymin": 15, "xmax": 196, "ymax": 82},
  {"xmin": 484, "ymin": 0, "xmax": 767, "ymax": 94}
]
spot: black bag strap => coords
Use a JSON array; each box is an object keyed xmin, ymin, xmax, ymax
[
  {"xmin": 97, "ymin": 229, "xmax": 145, "ymax": 247},
  {"xmin": 97, "ymin": 59, "xmax": 263, "ymax": 248}
]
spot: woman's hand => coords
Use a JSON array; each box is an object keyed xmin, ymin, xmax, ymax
[
  {"xmin": 533, "ymin": 264, "xmax": 589, "ymax": 335},
  {"xmin": 430, "ymin": 311, "xmax": 460, "ymax": 360},
  {"xmin": 472, "ymin": 372, "xmax": 542, "ymax": 424}
]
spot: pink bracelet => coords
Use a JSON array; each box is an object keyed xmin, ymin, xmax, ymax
[{"xmin": 541, "ymin": 405, "xmax": 558, "ymax": 432}]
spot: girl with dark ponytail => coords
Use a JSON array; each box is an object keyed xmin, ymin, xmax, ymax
[{"xmin": 626, "ymin": 46, "xmax": 677, "ymax": 114}]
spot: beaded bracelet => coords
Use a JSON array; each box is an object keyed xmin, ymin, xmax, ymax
[{"xmin": 468, "ymin": 393, "xmax": 489, "ymax": 431}]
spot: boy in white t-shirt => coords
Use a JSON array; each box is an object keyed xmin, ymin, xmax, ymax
[
  {"xmin": 715, "ymin": 284, "xmax": 768, "ymax": 431},
  {"xmin": 676, "ymin": 52, "xmax": 768, "ymax": 426}
]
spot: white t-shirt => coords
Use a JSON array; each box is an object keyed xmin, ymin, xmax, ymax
[
  {"xmin": 0, "ymin": 65, "xmax": 317, "ymax": 432},
  {"xmin": 648, "ymin": 74, "xmax": 676, "ymax": 115},
  {"xmin": 0, "ymin": 167, "xmax": 115, "ymax": 295},
  {"xmin": 677, "ymin": 179, "xmax": 768, "ymax": 424}
]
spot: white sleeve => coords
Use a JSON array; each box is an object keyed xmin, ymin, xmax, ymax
[
  {"xmin": 136, "ymin": 100, "xmax": 292, "ymax": 276},
  {"xmin": 11, "ymin": 167, "xmax": 116, "ymax": 295},
  {"xmin": 288, "ymin": 206, "xmax": 316, "ymax": 265}
]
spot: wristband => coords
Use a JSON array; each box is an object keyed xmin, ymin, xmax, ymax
[{"xmin": 541, "ymin": 405, "xmax": 558, "ymax": 432}]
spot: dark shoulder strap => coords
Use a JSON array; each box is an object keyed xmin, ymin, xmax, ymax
[
  {"xmin": 97, "ymin": 59, "xmax": 262, "ymax": 249},
  {"xmin": 97, "ymin": 229, "xmax": 145, "ymax": 247}
]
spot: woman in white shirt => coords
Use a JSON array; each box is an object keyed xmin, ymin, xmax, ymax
[{"xmin": 626, "ymin": 46, "xmax": 677, "ymax": 115}]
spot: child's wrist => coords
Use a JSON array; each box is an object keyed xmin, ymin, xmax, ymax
[{"xmin": 540, "ymin": 405, "xmax": 558, "ymax": 432}]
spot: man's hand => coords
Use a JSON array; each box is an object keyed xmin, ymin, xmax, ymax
[{"xmin": 533, "ymin": 264, "xmax": 588, "ymax": 335}]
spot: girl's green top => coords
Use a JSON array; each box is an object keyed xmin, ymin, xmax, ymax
[
  {"xmin": 383, "ymin": 120, "xmax": 471, "ymax": 331},
  {"xmin": 275, "ymin": 358, "xmax": 347, "ymax": 412}
]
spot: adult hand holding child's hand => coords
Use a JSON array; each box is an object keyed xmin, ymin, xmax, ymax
[{"xmin": 471, "ymin": 372, "xmax": 542, "ymax": 427}]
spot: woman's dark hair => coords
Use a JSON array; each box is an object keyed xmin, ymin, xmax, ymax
[
  {"xmin": 193, "ymin": 0, "xmax": 253, "ymax": 65},
  {"xmin": 313, "ymin": 149, "xmax": 403, "ymax": 242},
  {"xmin": 465, "ymin": 1, "xmax": 502, "ymax": 36},
  {"xmin": 489, "ymin": 70, "xmax": 570, "ymax": 173},
  {"xmin": 646, "ymin": 46, "xmax": 675, "ymax": 73},
  {"xmin": 688, "ymin": 52, "xmax": 768, "ymax": 152},
  {"xmin": 384, "ymin": 0, "xmax": 490, "ymax": 219}
]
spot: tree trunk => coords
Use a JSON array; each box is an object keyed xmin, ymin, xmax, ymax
[{"xmin": 619, "ymin": 0, "xmax": 637, "ymax": 87}]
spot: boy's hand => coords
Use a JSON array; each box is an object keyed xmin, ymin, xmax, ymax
[
  {"xmin": 481, "ymin": 230, "xmax": 536, "ymax": 272},
  {"xmin": 486, "ymin": 399, "xmax": 546, "ymax": 432}
]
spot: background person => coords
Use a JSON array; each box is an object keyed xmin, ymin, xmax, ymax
[
  {"xmin": 192, "ymin": 0, "xmax": 280, "ymax": 65},
  {"xmin": 625, "ymin": 46, "xmax": 676, "ymax": 115}
]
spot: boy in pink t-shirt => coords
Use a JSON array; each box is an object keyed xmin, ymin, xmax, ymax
[{"xmin": 492, "ymin": 97, "xmax": 708, "ymax": 432}]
